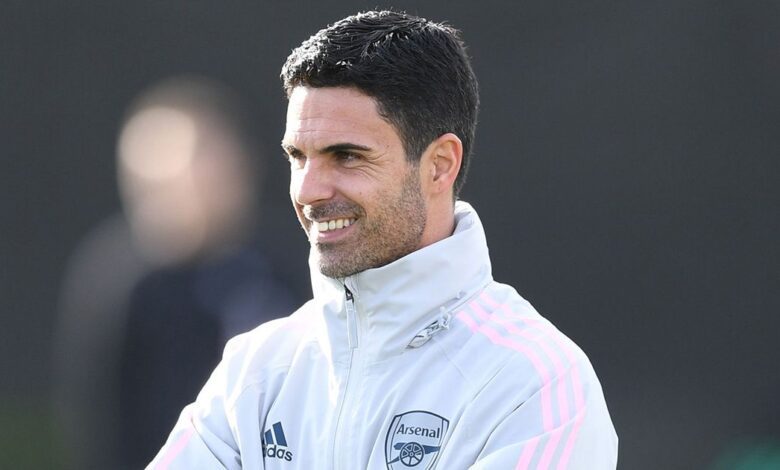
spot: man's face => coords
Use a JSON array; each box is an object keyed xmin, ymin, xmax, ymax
[{"xmin": 283, "ymin": 86, "xmax": 427, "ymax": 278}]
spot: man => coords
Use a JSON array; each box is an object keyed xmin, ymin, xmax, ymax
[{"xmin": 149, "ymin": 10, "xmax": 617, "ymax": 469}]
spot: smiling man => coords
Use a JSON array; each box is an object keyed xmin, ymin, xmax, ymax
[
  {"xmin": 150, "ymin": 10, "xmax": 617, "ymax": 469},
  {"xmin": 284, "ymin": 86, "xmax": 434, "ymax": 279}
]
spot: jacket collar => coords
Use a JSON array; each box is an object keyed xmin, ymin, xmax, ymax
[{"xmin": 309, "ymin": 201, "xmax": 493, "ymax": 360}]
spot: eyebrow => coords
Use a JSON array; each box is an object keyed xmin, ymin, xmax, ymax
[
  {"xmin": 281, "ymin": 142, "xmax": 373, "ymax": 156},
  {"xmin": 321, "ymin": 143, "xmax": 372, "ymax": 154}
]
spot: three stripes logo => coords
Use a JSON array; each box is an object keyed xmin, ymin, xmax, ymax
[{"xmin": 262, "ymin": 422, "xmax": 293, "ymax": 462}]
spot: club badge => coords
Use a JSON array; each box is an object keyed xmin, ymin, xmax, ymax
[{"xmin": 385, "ymin": 410, "xmax": 449, "ymax": 469}]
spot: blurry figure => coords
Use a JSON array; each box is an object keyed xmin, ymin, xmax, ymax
[
  {"xmin": 54, "ymin": 215, "xmax": 145, "ymax": 470},
  {"xmin": 117, "ymin": 78, "xmax": 257, "ymax": 269},
  {"xmin": 54, "ymin": 77, "xmax": 301, "ymax": 469}
]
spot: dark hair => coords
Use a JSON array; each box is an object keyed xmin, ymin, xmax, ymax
[{"xmin": 281, "ymin": 10, "xmax": 479, "ymax": 197}]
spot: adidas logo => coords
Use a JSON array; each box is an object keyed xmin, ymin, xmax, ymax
[{"xmin": 262, "ymin": 421, "xmax": 293, "ymax": 462}]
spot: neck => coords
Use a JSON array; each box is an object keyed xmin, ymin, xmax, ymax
[{"xmin": 418, "ymin": 199, "xmax": 456, "ymax": 249}]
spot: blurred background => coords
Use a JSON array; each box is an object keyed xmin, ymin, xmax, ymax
[{"xmin": 1, "ymin": 1, "xmax": 778, "ymax": 468}]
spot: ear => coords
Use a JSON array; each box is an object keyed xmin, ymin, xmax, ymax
[{"xmin": 422, "ymin": 133, "xmax": 463, "ymax": 196}]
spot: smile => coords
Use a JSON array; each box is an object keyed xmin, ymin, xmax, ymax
[{"xmin": 316, "ymin": 218, "xmax": 357, "ymax": 232}]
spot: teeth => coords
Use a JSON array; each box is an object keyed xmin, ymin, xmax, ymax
[{"xmin": 315, "ymin": 218, "xmax": 356, "ymax": 233}]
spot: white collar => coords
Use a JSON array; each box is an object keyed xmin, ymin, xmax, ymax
[{"xmin": 309, "ymin": 201, "xmax": 493, "ymax": 359}]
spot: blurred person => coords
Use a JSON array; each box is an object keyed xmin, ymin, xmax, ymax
[
  {"xmin": 54, "ymin": 77, "xmax": 301, "ymax": 469},
  {"xmin": 54, "ymin": 214, "xmax": 145, "ymax": 469},
  {"xmin": 150, "ymin": 11, "xmax": 617, "ymax": 469}
]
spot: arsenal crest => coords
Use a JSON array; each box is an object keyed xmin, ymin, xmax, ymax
[{"xmin": 385, "ymin": 411, "xmax": 449, "ymax": 469}]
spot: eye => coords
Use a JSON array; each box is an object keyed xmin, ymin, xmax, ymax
[
  {"xmin": 334, "ymin": 151, "xmax": 360, "ymax": 163},
  {"xmin": 284, "ymin": 151, "xmax": 306, "ymax": 169}
]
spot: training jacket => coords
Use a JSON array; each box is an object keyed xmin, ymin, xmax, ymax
[{"xmin": 149, "ymin": 201, "xmax": 618, "ymax": 469}]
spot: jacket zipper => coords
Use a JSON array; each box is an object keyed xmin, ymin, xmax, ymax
[
  {"xmin": 345, "ymin": 288, "xmax": 358, "ymax": 349},
  {"xmin": 333, "ymin": 285, "xmax": 363, "ymax": 468}
]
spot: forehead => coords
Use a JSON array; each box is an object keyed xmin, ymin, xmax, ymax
[{"xmin": 283, "ymin": 86, "xmax": 400, "ymax": 151}]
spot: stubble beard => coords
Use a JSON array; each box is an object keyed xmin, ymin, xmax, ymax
[{"xmin": 313, "ymin": 169, "xmax": 426, "ymax": 279}]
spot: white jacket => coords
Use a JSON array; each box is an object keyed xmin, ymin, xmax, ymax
[{"xmin": 149, "ymin": 202, "xmax": 618, "ymax": 469}]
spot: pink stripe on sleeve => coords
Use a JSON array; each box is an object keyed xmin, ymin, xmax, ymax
[
  {"xmin": 456, "ymin": 310, "xmax": 480, "ymax": 331},
  {"xmin": 156, "ymin": 426, "xmax": 196, "ymax": 470},
  {"xmin": 556, "ymin": 409, "xmax": 587, "ymax": 470},
  {"xmin": 479, "ymin": 292, "xmax": 589, "ymax": 470},
  {"xmin": 469, "ymin": 301, "xmax": 571, "ymax": 424},
  {"xmin": 456, "ymin": 310, "xmax": 555, "ymax": 432},
  {"xmin": 515, "ymin": 436, "xmax": 541, "ymax": 470},
  {"xmin": 535, "ymin": 427, "xmax": 565, "ymax": 469}
]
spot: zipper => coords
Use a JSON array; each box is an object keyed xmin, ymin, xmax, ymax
[
  {"xmin": 406, "ymin": 289, "xmax": 469, "ymax": 348},
  {"xmin": 345, "ymin": 288, "xmax": 358, "ymax": 349},
  {"xmin": 407, "ymin": 310, "xmax": 452, "ymax": 348},
  {"xmin": 332, "ymin": 285, "xmax": 363, "ymax": 468}
]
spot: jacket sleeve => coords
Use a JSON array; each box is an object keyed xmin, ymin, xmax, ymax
[
  {"xmin": 469, "ymin": 357, "xmax": 618, "ymax": 470},
  {"xmin": 146, "ymin": 337, "xmax": 251, "ymax": 470}
]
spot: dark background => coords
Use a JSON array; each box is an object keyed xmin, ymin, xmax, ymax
[{"xmin": 1, "ymin": 1, "xmax": 778, "ymax": 468}]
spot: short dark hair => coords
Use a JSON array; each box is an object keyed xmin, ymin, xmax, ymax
[{"xmin": 281, "ymin": 10, "xmax": 479, "ymax": 197}]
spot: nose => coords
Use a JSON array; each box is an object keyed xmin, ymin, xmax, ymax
[{"xmin": 290, "ymin": 157, "xmax": 335, "ymax": 207}]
